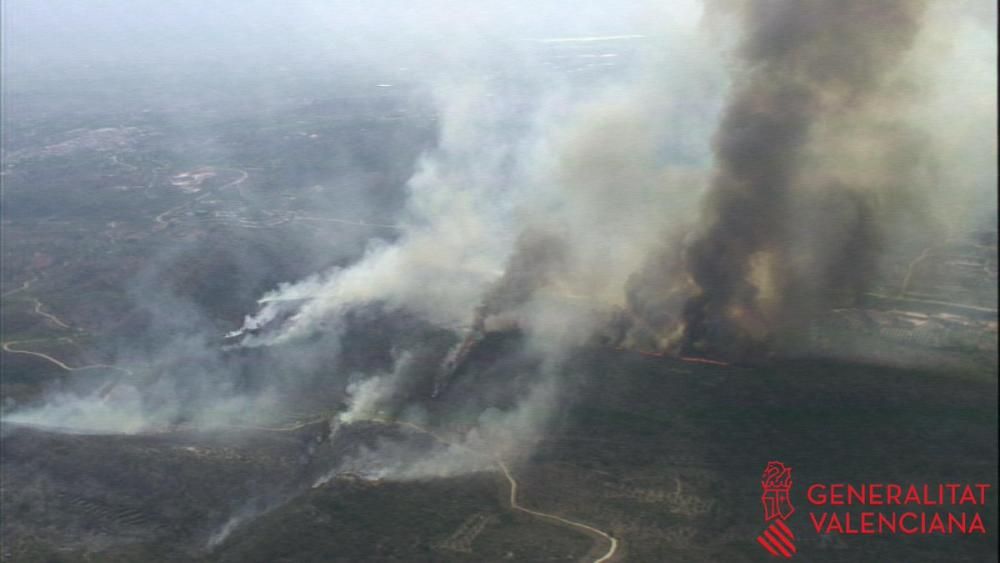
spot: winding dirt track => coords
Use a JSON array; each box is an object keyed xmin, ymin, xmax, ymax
[
  {"xmin": 29, "ymin": 298, "xmax": 71, "ymax": 329},
  {"xmin": 1, "ymin": 339, "xmax": 131, "ymax": 376},
  {"xmin": 2, "ymin": 339, "xmax": 78, "ymax": 371},
  {"xmin": 3, "ymin": 280, "xmax": 73, "ymax": 333},
  {"xmin": 388, "ymin": 420, "xmax": 620, "ymax": 563},
  {"xmin": 496, "ymin": 458, "xmax": 619, "ymax": 562},
  {"xmin": 1, "ymin": 277, "xmax": 36, "ymax": 298},
  {"xmin": 154, "ymin": 167, "xmax": 249, "ymax": 227},
  {"xmin": 1, "ymin": 289, "xmax": 132, "ymax": 377}
]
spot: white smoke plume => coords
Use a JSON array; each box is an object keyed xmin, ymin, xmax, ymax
[
  {"xmin": 234, "ymin": 0, "xmax": 993, "ymax": 478},
  {"xmin": 222, "ymin": 21, "xmax": 725, "ymax": 475},
  {"xmin": 235, "ymin": 37, "xmax": 723, "ymax": 347},
  {"xmin": 5, "ymin": 1, "xmax": 994, "ymax": 458},
  {"xmin": 338, "ymin": 352, "xmax": 413, "ymax": 424}
]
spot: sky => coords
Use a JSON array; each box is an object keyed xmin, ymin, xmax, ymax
[{"xmin": 4, "ymin": 0, "xmax": 703, "ymax": 69}]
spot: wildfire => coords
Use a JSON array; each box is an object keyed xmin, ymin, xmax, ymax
[
  {"xmin": 678, "ymin": 355, "xmax": 731, "ymax": 367},
  {"xmin": 615, "ymin": 346, "xmax": 732, "ymax": 367}
]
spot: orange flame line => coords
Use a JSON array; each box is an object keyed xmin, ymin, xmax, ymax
[
  {"xmin": 678, "ymin": 355, "xmax": 730, "ymax": 367},
  {"xmin": 613, "ymin": 346, "xmax": 732, "ymax": 366}
]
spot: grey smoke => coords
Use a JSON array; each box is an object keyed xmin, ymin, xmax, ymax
[{"xmin": 4, "ymin": 1, "xmax": 994, "ymax": 474}]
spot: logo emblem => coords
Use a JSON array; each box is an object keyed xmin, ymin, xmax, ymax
[{"xmin": 757, "ymin": 461, "xmax": 797, "ymax": 557}]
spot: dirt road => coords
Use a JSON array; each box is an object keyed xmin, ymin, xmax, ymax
[
  {"xmin": 496, "ymin": 458, "xmax": 619, "ymax": 562},
  {"xmin": 154, "ymin": 167, "xmax": 249, "ymax": 227},
  {"xmin": 386, "ymin": 419, "xmax": 621, "ymax": 563},
  {"xmin": 1, "ymin": 339, "xmax": 130, "ymax": 376}
]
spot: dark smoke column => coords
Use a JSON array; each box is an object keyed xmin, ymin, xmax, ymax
[{"xmin": 680, "ymin": 0, "xmax": 926, "ymax": 360}]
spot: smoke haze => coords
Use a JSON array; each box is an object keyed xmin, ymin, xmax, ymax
[{"xmin": 4, "ymin": 0, "xmax": 995, "ymax": 484}]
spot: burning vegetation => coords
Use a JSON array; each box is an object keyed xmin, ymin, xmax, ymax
[{"xmin": 435, "ymin": 0, "xmax": 941, "ymax": 367}]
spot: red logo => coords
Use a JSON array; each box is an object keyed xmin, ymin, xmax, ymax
[
  {"xmin": 753, "ymin": 462, "xmax": 990, "ymax": 556},
  {"xmin": 758, "ymin": 519, "xmax": 797, "ymax": 558},
  {"xmin": 758, "ymin": 461, "xmax": 797, "ymax": 557},
  {"xmin": 762, "ymin": 460, "xmax": 795, "ymax": 521}
]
